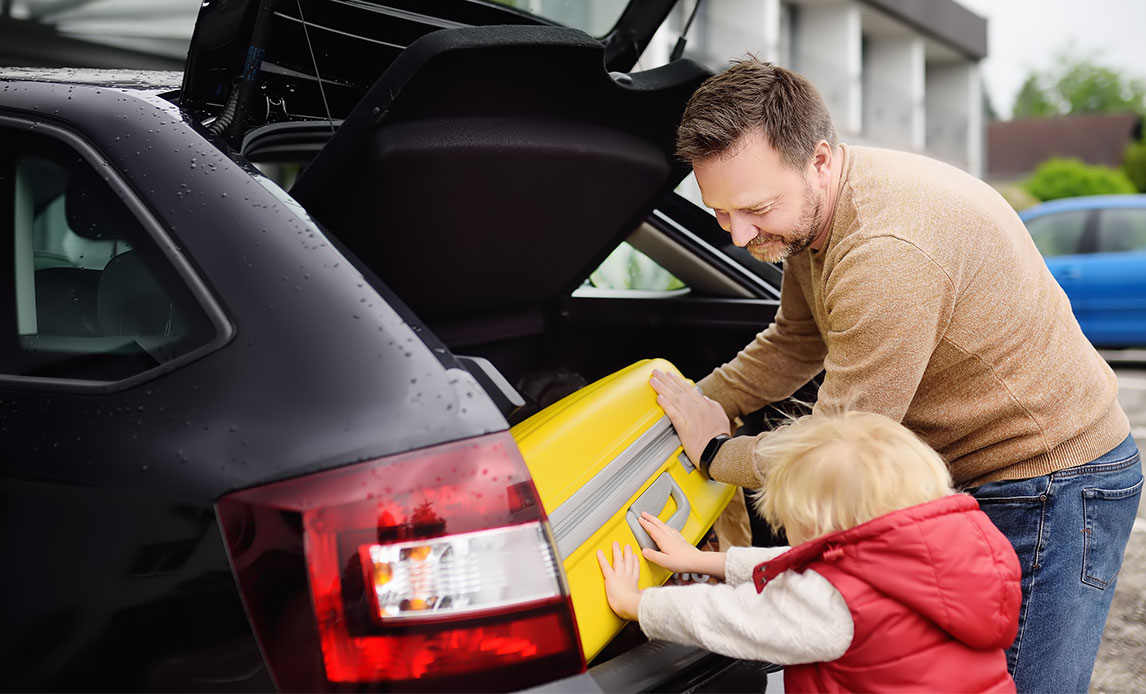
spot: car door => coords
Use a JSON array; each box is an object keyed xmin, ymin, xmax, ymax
[{"xmin": 1086, "ymin": 206, "xmax": 1146, "ymax": 346}]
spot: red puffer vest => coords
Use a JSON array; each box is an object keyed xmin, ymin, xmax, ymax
[{"xmin": 753, "ymin": 494, "xmax": 1020, "ymax": 693}]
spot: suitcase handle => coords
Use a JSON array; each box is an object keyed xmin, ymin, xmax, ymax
[{"xmin": 625, "ymin": 472, "xmax": 692, "ymax": 551}]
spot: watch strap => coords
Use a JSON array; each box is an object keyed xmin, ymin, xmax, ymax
[{"xmin": 699, "ymin": 434, "xmax": 731, "ymax": 478}]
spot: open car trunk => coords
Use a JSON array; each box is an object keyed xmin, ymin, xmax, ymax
[
  {"xmin": 182, "ymin": 0, "xmax": 785, "ymax": 402},
  {"xmin": 184, "ymin": 4, "xmax": 786, "ymax": 689},
  {"xmin": 285, "ymin": 21, "xmax": 744, "ymax": 668}
]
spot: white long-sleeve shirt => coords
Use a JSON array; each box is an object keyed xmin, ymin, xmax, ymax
[{"xmin": 637, "ymin": 546, "xmax": 854, "ymax": 665}]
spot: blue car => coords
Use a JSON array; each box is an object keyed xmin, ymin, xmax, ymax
[{"xmin": 1020, "ymin": 195, "xmax": 1146, "ymax": 347}]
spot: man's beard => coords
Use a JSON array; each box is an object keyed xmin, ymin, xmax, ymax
[{"xmin": 746, "ymin": 183, "xmax": 823, "ymax": 263}]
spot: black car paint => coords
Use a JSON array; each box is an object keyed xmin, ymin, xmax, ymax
[{"xmin": 0, "ymin": 77, "xmax": 503, "ymax": 690}]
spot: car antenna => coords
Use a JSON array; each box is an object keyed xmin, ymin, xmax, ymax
[
  {"xmin": 295, "ymin": 0, "xmax": 336, "ymax": 134},
  {"xmin": 669, "ymin": 0, "xmax": 703, "ymax": 62}
]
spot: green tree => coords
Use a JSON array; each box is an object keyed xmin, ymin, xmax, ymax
[
  {"xmin": 1011, "ymin": 52, "xmax": 1146, "ymax": 118},
  {"xmin": 1058, "ymin": 60, "xmax": 1146, "ymax": 115},
  {"xmin": 1012, "ymin": 74, "xmax": 1058, "ymax": 118}
]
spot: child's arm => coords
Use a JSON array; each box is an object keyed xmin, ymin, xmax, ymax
[
  {"xmin": 637, "ymin": 568, "xmax": 852, "ymax": 665},
  {"xmin": 598, "ymin": 543, "xmax": 853, "ymax": 665},
  {"xmin": 637, "ymin": 512, "xmax": 790, "ymax": 584},
  {"xmin": 637, "ymin": 512, "xmax": 726, "ymax": 579}
]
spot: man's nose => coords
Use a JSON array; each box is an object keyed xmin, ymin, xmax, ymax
[{"xmin": 728, "ymin": 213, "xmax": 758, "ymax": 247}]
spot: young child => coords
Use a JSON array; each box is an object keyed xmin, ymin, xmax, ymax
[{"xmin": 598, "ymin": 411, "xmax": 1021, "ymax": 693}]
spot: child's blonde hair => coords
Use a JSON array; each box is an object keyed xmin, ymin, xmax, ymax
[{"xmin": 751, "ymin": 412, "xmax": 954, "ymax": 544}]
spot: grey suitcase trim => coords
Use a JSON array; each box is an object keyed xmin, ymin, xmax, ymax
[{"xmin": 547, "ymin": 416, "xmax": 684, "ymax": 558}]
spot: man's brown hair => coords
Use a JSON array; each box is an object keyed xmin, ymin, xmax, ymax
[{"xmin": 676, "ymin": 57, "xmax": 838, "ymax": 169}]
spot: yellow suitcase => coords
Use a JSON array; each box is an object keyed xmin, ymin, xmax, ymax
[{"xmin": 510, "ymin": 358, "xmax": 736, "ymax": 661}]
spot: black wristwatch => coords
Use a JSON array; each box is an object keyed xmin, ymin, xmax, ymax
[{"xmin": 698, "ymin": 434, "xmax": 731, "ymax": 478}]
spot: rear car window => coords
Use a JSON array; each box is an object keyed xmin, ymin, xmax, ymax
[
  {"xmin": 1025, "ymin": 209, "xmax": 1089, "ymax": 257},
  {"xmin": 490, "ymin": 0, "xmax": 627, "ymax": 37},
  {"xmin": 0, "ymin": 125, "xmax": 219, "ymax": 386},
  {"xmin": 1096, "ymin": 208, "xmax": 1146, "ymax": 254}
]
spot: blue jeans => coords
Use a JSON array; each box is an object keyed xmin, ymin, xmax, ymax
[{"xmin": 965, "ymin": 435, "xmax": 1142, "ymax": 693}]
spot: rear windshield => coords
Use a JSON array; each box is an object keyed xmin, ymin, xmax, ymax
[{"xmin": 490, "ymin": 0, "xmax": 627, "ymax": 37}]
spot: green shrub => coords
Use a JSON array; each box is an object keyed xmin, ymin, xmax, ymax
[
  {"xmin": 1123, "ymin": 138, "xmax": 1146, "ymax": 192},
  {"xmin": 1024, "ymin": 157, "xmax": 1136, "ymax": 201}
]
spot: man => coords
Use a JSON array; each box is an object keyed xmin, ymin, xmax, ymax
[{"xmin": 651, "ymin": 58, "xmax": 1142, "ymax": 693}]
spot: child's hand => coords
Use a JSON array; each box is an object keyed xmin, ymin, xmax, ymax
[
  {"xmin": 638, "ymin": 511, "xmax": 704, "ymax": 571},
  {"xmin": 596, "ymin": 542, "xmax": 642, "ymax": 621},
  {"xmin": 639, "ymin": 512, "xmax": 726, "ymax": 579}
]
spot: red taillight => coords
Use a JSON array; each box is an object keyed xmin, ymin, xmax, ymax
[{"xmin": 217, "ymin": 432, "xmax": 584, "ymax": 692}]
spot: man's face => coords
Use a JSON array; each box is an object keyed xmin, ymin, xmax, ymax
[{"xmin": 693, "ymin": 130, "xmax": 824, "ymax": 264}]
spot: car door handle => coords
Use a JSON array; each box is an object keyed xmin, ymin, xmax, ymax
[
  {"xmin": 625, "ymin": 472, "xmax": 691, "ymax": 551},
  {"xmin": 1059, "ymin": 267, "xmax": 1081, "ymax": 280}
]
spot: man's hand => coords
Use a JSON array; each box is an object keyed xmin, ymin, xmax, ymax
[
  {"xmin": 597, "ymin": 542, "xmax": 642, "ymax": 620},
  {"xmin": 650, "ymin": 369, "xmax": 731, "ymax": 470},
  {"xmin": 638, "ymin": 512, "xmax": 726, "ymax": 579}
]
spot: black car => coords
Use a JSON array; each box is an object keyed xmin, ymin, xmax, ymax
[{"xmin": 0, "ymin": 1, "xmax": 789, "ymax": 691}]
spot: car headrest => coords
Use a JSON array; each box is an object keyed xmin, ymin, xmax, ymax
[
  {"xmin": 97, "ymin": 251, "xmax": 173, "ymax": 336},
  {"xmin": 65, "ymin": 167, "xmax": 137, "ymax": 241}
]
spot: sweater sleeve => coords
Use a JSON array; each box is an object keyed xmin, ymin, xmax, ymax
[
  {"xmin": 637, "ymin": 567, "xmax": 853, "ymax": 665},
  {"xmin": 698, "ymin": 268, "xmax": 827, "ymax": 421},
  {"xmin": 723, "ymin": 546, "xmax": 791, "ymax": 586}
]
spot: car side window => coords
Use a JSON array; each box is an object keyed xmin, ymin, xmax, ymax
[
  {"xmin": 0, "ymin": 127, "xmax": 218, "ymax": 386},
  {"xmin": 1095, "ymin": 208, "xmax": 1146, "ymax": 254},
  {"xmin": 587, "ymin": 242, "xmax": 685, "ymax": 291},
  {"xmin": 1024, "ymin": 210, "xmax": 1090, "ymax": 257}
]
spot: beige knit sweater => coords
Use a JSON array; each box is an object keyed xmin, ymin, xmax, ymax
[{"xmin": 699, "ymin": 145, "xmax": 1128, "ymax": 488}]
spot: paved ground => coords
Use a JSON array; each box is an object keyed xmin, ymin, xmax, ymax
[{"xmin": 1091, "ymin": 351, "xmax": 1146, "ymax": 693}]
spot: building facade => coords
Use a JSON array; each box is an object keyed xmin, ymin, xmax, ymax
[{"xmin": 638, "ymin": 0, "xmax": 988, "ymax": 178}]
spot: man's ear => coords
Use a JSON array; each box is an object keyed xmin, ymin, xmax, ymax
[{"xmin": 810, "ymin": 140, "xmax": 833, "ymax": 183}]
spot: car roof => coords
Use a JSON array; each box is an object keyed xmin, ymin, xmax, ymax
[
  {"xmin": 0, "ymin": 67, "xmax": 181, "ymax": 92},
  {"xmin": 1020, "ymin": 194, "xmax": 1146, "ymax": 220}
]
